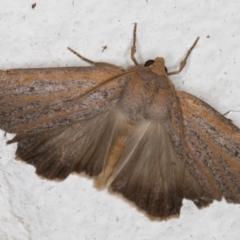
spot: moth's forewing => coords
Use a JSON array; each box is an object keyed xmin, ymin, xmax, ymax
[
  {"xmin": 0, "ymin": 65, "xmax": 132, "ymax": 179},
  {"xmin": 0, "ymin": 66, "xmax": 126, "ymax": 134},
  {"xmin": 178, "ymin": 91, "xmax": 240, "ymax": 204}
]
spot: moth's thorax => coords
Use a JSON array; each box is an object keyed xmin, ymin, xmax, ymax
[
  {"xmin": 149, "ymin": 57, "xmax": 168, "ymax": 77},
  {"xmin": 119, "ymin": 67, "xmax": 174, "ymax": 122}
]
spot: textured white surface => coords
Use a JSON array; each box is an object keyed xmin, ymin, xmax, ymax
[{"xmin": 1, "ymin": 0, "xmax": 240, "ymax": 239}]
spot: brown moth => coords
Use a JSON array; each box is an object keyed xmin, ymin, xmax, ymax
[{"xmin": 1, "ymin": 23, "xmax": 240, "ymax": 220}]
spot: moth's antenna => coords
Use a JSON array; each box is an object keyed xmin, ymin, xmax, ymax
[
  {"xmin": 67, "ymin": 47, "xmax": 95, "ymax": 65},
  {"xmin": 168, "ymin": 37, "xmax": 200, "ymax": 75},
  {"xmin": 131, "ymin": 23, "xmax": 139, "ymax": 66}
]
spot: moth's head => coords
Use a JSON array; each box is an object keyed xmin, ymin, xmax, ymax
[{"xmin": 144, "ymin": 57, "xmax": 168, "ymax": 76}]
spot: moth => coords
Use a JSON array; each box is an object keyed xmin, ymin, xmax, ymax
[{"xmin": 1, "ymin": 23, "xmax": 240, "ymax": 220}]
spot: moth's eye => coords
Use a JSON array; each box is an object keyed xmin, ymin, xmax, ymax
[
  {"xmin": 144, "ymin": 60, "xmax": 155, "ymax": 67},
  {"xmin": 144, "ymin": 60, "xmax": 168, "ymax": 73}
]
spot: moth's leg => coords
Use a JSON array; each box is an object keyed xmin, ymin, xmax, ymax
[
  {"xmin": 223, "ymin": 110, "xmax": 240, "ymax": 118},
  {"xmin": 168, "ymin": 37, "xmax": 200, "ymax": 76},
  {"xmin": 67, "ymin": 47, "xmax": 124, "ymax": 71},
  {"xmin": 131, "ymin": 23, "xmax": 139, "ymax": 66},
  {"xmin": 223, "ymin": 110, "xmax": 240, "ymax": 124}
]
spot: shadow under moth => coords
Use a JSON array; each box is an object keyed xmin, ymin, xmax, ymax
[{"xmin": 1, "ymin": 23, "xmax": 240, "ymax": 220}]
